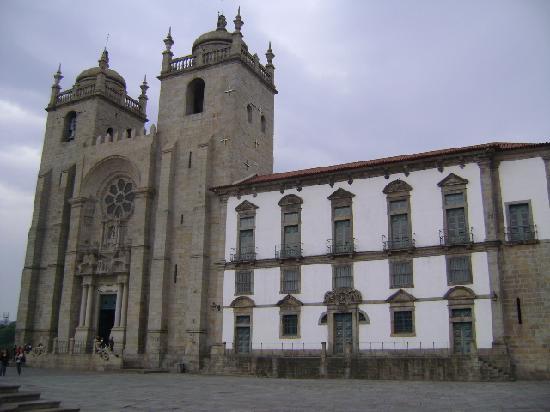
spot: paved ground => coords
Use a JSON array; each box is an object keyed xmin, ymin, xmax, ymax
[{"xmin": 1, "ymin": 366, "xmax": 549, "ymax": 411}]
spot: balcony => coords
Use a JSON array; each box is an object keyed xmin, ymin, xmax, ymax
[
  {"xmin": 275, "ymin": 244, "xmax": 303, "ymax": 260},
  {"xmin": 439, "ymin": 228, "xmax": 473, "ymax": 246},
  {"xmin": 327, "ymin": 238, "xmax": 356, "ymax": 256},
  {"xmin": 382, "ymin": 235, "xmax": 416, "ymax": 252},
  {"xmin": 230, "ymin": 247, "xmax": 257, "ymax": 263},
  {"xmin": 505, "ymin": 225, "xmax": 537, "ymax": 243}
]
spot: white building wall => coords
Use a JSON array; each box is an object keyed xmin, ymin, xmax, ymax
[
  {"xmin": 499, "ymin": 157, "xmax": 550, "ymax": 239},
  {"xmin": 222, "ymin": 161, "xmax": 497, "ymax": 351}
]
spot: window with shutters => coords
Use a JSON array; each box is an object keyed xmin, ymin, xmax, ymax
[
  {"xmin": 383, "ymin": 179, "xmax": 413, "ymax": 250},
  {"xmin": 333, "ymin": 264, "xmax": 353, "ymax": 289},
  {"xmin": 282, "ymin": 314, "xmax": 298, "ymax": 337},
  {"xmin": 446, "ymin": 255, "xmax": 472, "ymax": 285},
  {"xmin": 505, "ymin": 201, "xmax": 535, "ymax": 242},
  {"xmin": 438, "ymin": 173, "xmax": 471, "ymax": 245},
  {"xmin": 327, "ymin": 188, "xmax": 355, "ymax": 255},
  {"xmin": 390, "ymin": 260, "xmax": 413, "ymax": 288},
  {"xmin": 281, "ymin": 266, "xmax": 300, "ymax": 293},
  {"xmin": 278, "ymin": 194, "xmax": 303, "ymax": 259},
  {"xmin": 235, "ymin": 270, "xmax": 253, "ymax": 295},
  {"xmin": 233, "ymin": 200, "xmax": 258, "ymax": 262}
]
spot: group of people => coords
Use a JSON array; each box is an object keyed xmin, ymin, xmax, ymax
[{"xmin": 0, "ymin": 346, "xmax": 26, "ymax": 376}]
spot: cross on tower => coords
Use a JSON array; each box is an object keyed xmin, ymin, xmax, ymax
[
  {"xmin": 243, "ymin": 160, "xmax": 251, "ymax": 169},
  {"xmin": 220, "ymin": 137, "xmax": 230, "ymax": 145},
  {"xmin": 224, "ymin": 89, "xmax": 235, "ymax": 95}
]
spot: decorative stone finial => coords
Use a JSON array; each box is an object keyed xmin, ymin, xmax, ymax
[
  {"xmin": 266, "ymin": 41, "xmax": 275, "ymax": 65},
  {"xmin": 140, "ymin": 75, "xmax": 149, "ymax": 96},
  {"xmin": 53, "ymin": 63, "xmax": 63, "ymax": 86},
  {"xmin": 139, "ymin": 75, "xmax": 149, "ymax": 114},
  {"xmin": 233, "ymin": 6, "xmax": 243, "ymax": 34},
  {"xmin": 217, "ymin": 13, "xmax": 227, "ymax": 31},
  {"xmin": 164, "ymin": 26, "xmax": 174, "ymax": 51},
  {"xmin": 98, "ymin": 48, "xmax": 109, "ymax": 70}
]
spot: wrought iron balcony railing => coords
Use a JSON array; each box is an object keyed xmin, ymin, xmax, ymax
[
  {"xmin": 327, "ymin": 238, "xmax": 356, "ymax": 255},
  {"xmin": 230, "ymin": 247, "xmax": 257, "ymax": 263},
  {"xmin": 275, "ymin": 244, "xmax": 303, "ymax": 260},
  {"xmin": 439, "ymin": 228, "xmax": 474, "ymax": 246},
  {"xmin": 382, "ymin": 234, "xmax": 416, "ymax": 251},
  {"xmin": 505, "ymin": 225, "xmax": 537, "ymax": 243}
]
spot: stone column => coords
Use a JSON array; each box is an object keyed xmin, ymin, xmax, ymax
[
  {"xmin": 84, "ymin": 280, "xmax": 94, "ymax": 327},
  {"xmin": 78, "ymin": 284, "xmax": 88, "ymax": 327},
  {"xmin": 477, "ymin": 156, "xmax": 505, "ymax": 345},
  {"xmin": 114, "ymin": 283, "xmax": 122, "ymax": 327},
  {"xmin": 57, "ymin": 196, "xmax": 88, "ymax": 342},
  {"xmin": 121, "ymin": 281, "xmax": 129, "ymax": 326}
]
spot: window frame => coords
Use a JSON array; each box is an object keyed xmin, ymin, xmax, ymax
[
  {"xmin": 280, "ymin": 265, "xmax": 301, "ymax": 294},
  {"xmin": 278, "ymin": 194, "xmax": 303, "ymax": 259},
  {"xmin": 234, "ymin": 269, "xmax": 254, "ymax": 295},
  {"xmin": 278, "ymin": 295, "xmax": 302, "ymax": 339},
  {"xmin": 387, "ymin": 289, "xmax": 416, "ymax": 337},
  {"xmin": 389, "ymin": 259, "xmax": 414, "ymax": 289},
  {"xmin": 62, "ymin": 111, "xmax": 77, "ymax": 142},
  {"xmin": 332, "ymin": 263, "xmax": 353, "ymax": 289},
  {"xmin": 327, "ymin": 188, "xmax": 355, "ymax": 254},
  {"xmin": 383, "ymin": 180, "xmax": 413, "ymax": 250},
  {"xmin": 438, "ymin": 173, "xmax": 471, "ymax": 245},
  {"xmin": 504, "ymin": 200, "xmax": 535, "ymax": 242},
  {"xmin": 446, "ymin": 254, "xmax": 473, "ymax": 286},
  {"xmin": 235, "ymin": 200, "xmax": 258, "ymax": 262}
]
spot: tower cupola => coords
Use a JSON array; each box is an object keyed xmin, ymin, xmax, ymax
[
  {"xmin": 75, "ymin": 48, "xmax": 126, "ymax": 89},
  {"xmin": 192, "ymin": 13, "xmax": 234, "ymax": 53}
]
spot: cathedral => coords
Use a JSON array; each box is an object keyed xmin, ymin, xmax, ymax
[{"xmin": 17, "ymin": 11, "xmax": 549, "ymax": 379}]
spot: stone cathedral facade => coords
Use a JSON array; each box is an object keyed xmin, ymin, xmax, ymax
[{"xmin": 17, "ymin": 12, "xmax": 549, "ymax": 379}]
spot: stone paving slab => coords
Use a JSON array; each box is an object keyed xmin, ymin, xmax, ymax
[{"xmin": 1, "ymin": 367, "xmax": 549, "ymax": 411}]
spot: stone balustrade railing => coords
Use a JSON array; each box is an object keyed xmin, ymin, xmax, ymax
[
  {"xmin": 168, "ymin": 46, "xmax": 273, "ymax": 84},
  {"xmin": 54, "ymin": 84, "xmax": 144, "ymax": 117}
]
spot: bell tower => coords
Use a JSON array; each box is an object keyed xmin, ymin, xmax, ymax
[{"xmin": 145, "ymin": 9, "xmax": 277, "ymax": 369}]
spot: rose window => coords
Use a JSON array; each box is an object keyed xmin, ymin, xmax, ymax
[{"xmin": 104, "ymin": 178, "xmax": 135, "ymax": 218}]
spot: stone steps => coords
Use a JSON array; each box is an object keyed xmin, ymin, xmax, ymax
[
  {"xmin": 0, "ymin": 384, "xmax": 79, "ymax": 412},
  {"xmin": 120, "ymin": 368, "xmax": 169, "ymax": 374}
]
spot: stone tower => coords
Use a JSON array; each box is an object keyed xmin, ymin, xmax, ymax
[
  {"xmin": 16, "ymin": 49, "xmax": 148, "ymax": 349},
  {"xmin": 16, "ymin": 10, "xmax": 276, "ymax": 371},
  {"xmin": 150, "ymin": 10, "xmax": 277, "ymax": 368}
]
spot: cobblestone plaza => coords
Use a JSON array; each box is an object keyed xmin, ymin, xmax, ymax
[{"xmin": 2, "ymin": 368, "xmax": 549, "ymax": 411}]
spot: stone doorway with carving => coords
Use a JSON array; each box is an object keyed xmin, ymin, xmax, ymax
[{"xmin": 324, "ymin": 287, "xmax": 363, "ymax": 355}]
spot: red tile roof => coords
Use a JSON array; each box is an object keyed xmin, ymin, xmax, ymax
[{"xmin": 213, "ymin": 141, "xmax": 549, "ymax": 190}]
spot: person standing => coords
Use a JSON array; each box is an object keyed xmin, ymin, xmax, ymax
[
  {"xmin": 0, "ymin": 349, "xmax": 8, "ymax": 376},
  {"xmin": 15, "ymin": 350, "xmax": 24, "ymax": 376}
]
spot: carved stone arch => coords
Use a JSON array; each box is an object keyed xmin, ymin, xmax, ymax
[
  {"xmin": 278, "ymin": 194, "xmax": 303, "ymax": 207},
  {"xmin": 81, "ymin": 155, "xmax": 141, "ymax": 198},
  {"xmin": 383, "ymin": 179, "xmax": 413, "ymax": 194},
  {"xmin": 318, "ymin": 312, "xmax": 328, "ymax": 325},
  {"xmin": 327, "ymin": 187, "xmax": 355, "ymax": 200},
  {"xmin": 235, "ymin": 200, "xmax": 259, "ymax": 212},
  {"xmin": 444, "ymin": 286, "xmax": 476, "ymax": 301},
  {"xmin": 324, "ymin": 287, "xmax": 362, "ymax": 305},
  {"xmin": 230, "ymin": 296, "xmax": 256, "ymax": 308},
  {"xmin": 277, "ymin": 294, "xmax": 303, "ymax": 308},
  {"xmin": 386, "ymin": 289, "xmax": 416, "ymax": 304},
  {"xmin": 437, "ymin": 173, "xmax": 469, "ymax": 187}
]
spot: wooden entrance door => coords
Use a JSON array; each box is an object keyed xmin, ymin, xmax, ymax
[
  {"xmin": 334, "ymin": 313, "xmax": 353, "ymax": 354},
  {"xmin": 453, "ymin": 322, "xmax": 473, "ymax": 354}
]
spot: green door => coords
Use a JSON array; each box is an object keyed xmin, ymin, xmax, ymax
[
  {"xmin": 453, "ymin": 322, "xmax": 473, "ymax": 354},
  {"xmin": 334, "ymin": 313, "xmax": 353, "ymax": 354},
  {"xmin": 235, "ymin": 316, "xmax": 251, "ymax": 354}
]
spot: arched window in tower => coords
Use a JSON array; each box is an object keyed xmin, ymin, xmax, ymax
[
  {"xmin": 106, "ymin": 127, "xmax": 113, "ymax": 137},
  {"xmin": 247, "ymin": 104, "xmax": 253, "ymax": 123},
  {"xmin": 261, "ymin": 115, "xmax": 266, "ymax": 133},
  {"xmin": 186, "ymin": 78, "xmax": 205, "ymax": 115},
  {"xmin": 63, "ymin": 111, "xmax": 77, "ymax": 142}
]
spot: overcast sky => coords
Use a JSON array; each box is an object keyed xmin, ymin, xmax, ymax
[{"xmin": 0, "ymin": 0, "xmax": 549, "ymax": 321}]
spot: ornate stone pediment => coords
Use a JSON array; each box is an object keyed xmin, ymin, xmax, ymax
[
  {"xmin": 235, "ymin": 200, "xmax": 258, "ymax": 212},
  {"xmin": 386, "ymin": 289, "xmax": 416, "ymax": 303},
  {"xmin": 323, "ymin": 287, "xmax": 362, "ymax": 305},
  {"xmin": 78, "ymin": 248, "xmax": 130, "ymax": 276},
  {"xmin": 437, "ymin": 173, "xmax": 468, "ymax": 187},
  {"xmin": 444, "ymin": 286, "xmax": 476, "ymax": 301},
  {"xmin": 230, "ymin": 296, "xmax": 255, "ymax": 308},
  {"xmin": 327, "ymin": 188, "xmax": 355, "ymax": 200},
  {"xmin": 278, "ymin": 194, "xmax": 303, "ymax": 207},
  {"xmin": 277, "ymin": 294, "xmax": 303, "ymax": 308},
  {"xmin": 383, "ymin": 179, "xmax": 413, "ymax": 194}
]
